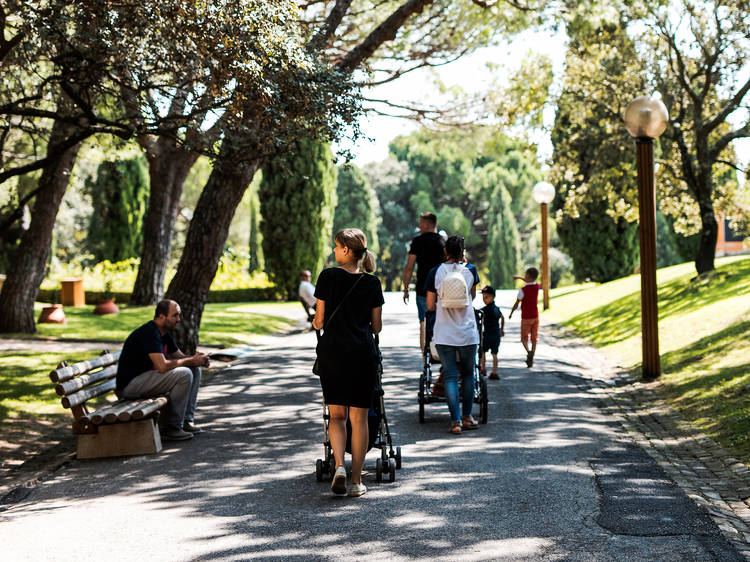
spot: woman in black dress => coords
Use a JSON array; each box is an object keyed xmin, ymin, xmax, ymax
[{"xmin": 312, "ymin": 228, "xmax": 384, "ymax": 497}]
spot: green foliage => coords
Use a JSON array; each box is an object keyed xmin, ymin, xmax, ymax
[
  {"xmin": 260, "ymin": 139, "xmax": 337, "ymax": 299},
  {"xmin": 40, "ymin": 254, "xmax": 272, "ymax": 293},
  {"xmin": 86, "ymin": 157, "xmax": 149, "ymax": 263},
  {"xmin": 333, "ymin": 164, "xmax": 379, "ymax": 254},
  {"xmin": 389, "ymin": 127, "xmax": 544, "ymax": 269},
  {"xmin": 549, "ymin": 11, "xmax": 643, "ymax": 282},
  {"xmin": 363, "ymin": 159, "xmax": 414, "ymax": 291},
  {"xmin": 486, "ymin": 167, "xmax": 520, "ymax": 288},
  {"xmin": 557, "ymin": 198, "xmax": 639, "ymax": 282}
]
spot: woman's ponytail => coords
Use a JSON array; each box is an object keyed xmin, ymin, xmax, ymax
[{"xmin": 362, "ymin": 250, "xmax": 376, "ymax": 273}]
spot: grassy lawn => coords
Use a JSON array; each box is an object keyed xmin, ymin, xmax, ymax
[
  {"xmin": 8, "ymin": 301, "xmax": 299, "ymax": 346},
  {"xmin": 547, "ymin": 255, "xmax": 750, "ymax": 461},
  {"xmin": 0, "ymin": 302, "xmax": 298, "ymax": 437}
]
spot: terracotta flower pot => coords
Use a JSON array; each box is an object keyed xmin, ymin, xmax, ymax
[
  {"xmin": 93, "ymin": 299, "xmax": 119, "ymax": 315},
  {"xmin": 38, "ymin": 304, "xmax": 66, "ymax": 324}
]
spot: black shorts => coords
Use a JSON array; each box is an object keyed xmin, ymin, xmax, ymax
[{"xmin": 481, "ymin": 336, "xmax": 500, "ymax": 355}]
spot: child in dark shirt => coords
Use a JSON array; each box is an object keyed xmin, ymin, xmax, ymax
[{"xmin": 479, "ymin": 285, "xmax": 505, "ymax": 380}]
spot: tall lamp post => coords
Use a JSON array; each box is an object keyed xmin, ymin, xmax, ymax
[
  {"xmin": 532, "ymin": 181, "xmax": 556, "ymax": 310},
  {"xmin": 624, "ymin": 95, "xmax": 668, "ymax": 380}
]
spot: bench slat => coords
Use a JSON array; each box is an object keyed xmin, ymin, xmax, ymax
[
  {"xmin": 55, "ymin": 365, "xmax": 117, "ymax": 396},
  {"xmin": 62, "ymin": 379, "xmax": 116, "ymax": 409},
  {"xmin": 131, "ymin": 397, "xmax": 168, "ymax": 420},
  {"xmin": 84, "ymin": 397, "xmax": 169, "ymax": 425},
  {"xmin": 50, "ymin": 351, "xmax": 121, "ymax": 383}
]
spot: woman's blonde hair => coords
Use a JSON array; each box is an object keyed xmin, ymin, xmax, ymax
[{"xmin": 334, "ymin": 228, "xmax": 376, "ymax": 273}]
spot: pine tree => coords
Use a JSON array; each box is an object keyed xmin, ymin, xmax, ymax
[
  {"xmin": 87, "ymin": 157, "xmax": 149, "ymax": 263},
  {"xmin": 260, "ymin": 140, "xmax": 337, "ymax": 299}
]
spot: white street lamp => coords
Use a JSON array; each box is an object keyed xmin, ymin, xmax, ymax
[{"xmin": 532, "ymin": 181, "xmax": 555, "ymax": 310}]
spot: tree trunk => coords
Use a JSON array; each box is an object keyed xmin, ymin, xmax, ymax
[
  {"xmin": 129, "ymin": 140, "xmax": 199, "ymax": 306},
  {"xmin": 694, "ymin": 195, "xmax": 717, "ymax": 275},
  {"xmin": 165, "ymin": 161, "xmax": 260, "ymax": 353},
  {"xmin": 0, "ymin": 121, "xmax": 82, "ymax": 333}
]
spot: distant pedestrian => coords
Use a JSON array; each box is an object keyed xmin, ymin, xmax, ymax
[
  {"xmin": 479, "ymin": 285, "xmax": 504, "ymax": 380},
  {"xmin": 508, "ymin": 267, "xmax": 540, "ymax": 368},
  {"xmin": 402, "ymin": 212, "xmax": 445, "ymax": 351},
  {"xmin": 312, "ymin": 228, "xmax": 383, "ymax": 497},
  {"xmin": 298, "ymin": 269, "xmax": 316, "ymax": 322},
  {"xmin": 425, "ymin": 235, "xmax": 480, "ymax": 434}
]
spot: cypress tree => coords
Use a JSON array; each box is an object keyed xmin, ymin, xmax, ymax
[
  {"xmin": 333, "ymin": 164, "xmax": 379, "ymax": 254},
  {"xmin": 87, "ymin": 157, "xmax": 149, "ymax": 263},
  {"xmin": 260, "ymin": 139, "xmax": 337, "ymax": 299},
  {"xmin": 487, "ymin": 181, "xmax": 520, "ymax": 288}
]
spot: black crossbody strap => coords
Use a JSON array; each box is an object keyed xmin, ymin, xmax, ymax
[{"xmin": 316, "ymin": 274, "xmax": 364, "ymax": 340}]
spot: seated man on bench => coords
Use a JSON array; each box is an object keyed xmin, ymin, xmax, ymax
[
  {"xmin": 116, "ymin": 299, "xmax": 209, "ymax": 441},
  {"xmin": 298, "ymin": 269, "xmax": 316, "ymax": 323}
]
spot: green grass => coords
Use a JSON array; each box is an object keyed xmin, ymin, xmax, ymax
[
  {"xmin": 10, "ymin": 301, "xmax": 299, "ymax": 346},
  {"xmin": 547, "ymin": 255, "xmax": 750, "ymax": 461}
]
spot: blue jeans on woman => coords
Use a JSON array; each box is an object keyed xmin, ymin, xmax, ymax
[{"xmin": 435, "ymin": 344, "xmax": 477, "ymax": 423}]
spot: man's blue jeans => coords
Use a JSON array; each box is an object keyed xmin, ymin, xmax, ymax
[{"xmin": 435, "ymin": 344, "xmax": 477, "ymax": 423}]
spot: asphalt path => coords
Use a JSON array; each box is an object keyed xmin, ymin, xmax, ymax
[{"xmin": 0, "ymin": 292, "xmax": 742, "ymax": 561}]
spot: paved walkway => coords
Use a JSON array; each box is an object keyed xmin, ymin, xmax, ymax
[{"xmin": 0, "ymin": 293, "xmax": 749, "ymax": 560}]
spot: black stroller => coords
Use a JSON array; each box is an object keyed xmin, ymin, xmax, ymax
[
  {"xmin": 315, "ymin": 335, "xmax": 402, "ymax": 483},
  {"xmin": 417, "ymin": 308, "xmax": 489, "ymax": 424}
]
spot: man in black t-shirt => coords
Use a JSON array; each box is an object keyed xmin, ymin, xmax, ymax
[
  {"xmin": 402, "ymin": 212, "xmax": 445, "ymax": 350},
  {"xmin": 116, "ymin": 299, "xmax": 209, "ymax": 441}
]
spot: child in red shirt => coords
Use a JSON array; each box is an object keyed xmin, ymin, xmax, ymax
[{"xmin": 508, "ymin": 267, "xmax": 540, "ymax": 368}]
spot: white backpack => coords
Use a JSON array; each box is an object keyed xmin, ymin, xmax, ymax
[{"xmin": 438, "ymin": 263, "xmax": 469, "ymax": 308}]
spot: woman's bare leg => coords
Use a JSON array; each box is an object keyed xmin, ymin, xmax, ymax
[
  {"xmin": 328, "ymin": 405, "xmax": 348, "ymax": 468},
  {"xmin": 348, "ymin": 407, "xmax": 369, "ymax": 484}
]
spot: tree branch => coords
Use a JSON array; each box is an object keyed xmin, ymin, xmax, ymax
[
  {"xmin": 308, "ymin": 0, "xmax": 354, "ymax": 53},
  {"xmin": 704, "ymin": 74, "xmax": 750, "ymax": 134},
  {"xmin": 335, "ymin": 0, "xmax": 436, "ymax": 73},
  {"xmin": 709, "ymin": 122, "xmax": 750, "ymax": 161},
  {"xmin": 0, "ymin": 128, "xmax": 95, "ymax": 184}
]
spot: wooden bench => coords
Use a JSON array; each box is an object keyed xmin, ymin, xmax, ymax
[{"xmin": 50, "ymin": 350, "xmax": 168, "ymax": 459}]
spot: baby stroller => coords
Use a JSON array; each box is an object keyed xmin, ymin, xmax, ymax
[
  {"xmin": 417, "ymin": 308, "xmax": 489, "ymax": 424},
  {"xmin": 315, "ymin": 335, "xmax": 402, "ymax": 483}
]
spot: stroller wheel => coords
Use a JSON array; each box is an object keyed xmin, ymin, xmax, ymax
[
  {"xmin": 315, "ymin": 459, "xmax": 324, "ymax": 482},
  {"xmin": 395, "ymin": 446, "xmax": 402, "ymax": 469},
  {"xmin": 375, "ymin": 458, "xmax": 383, "ymax": 483},
  {"xmin": 388, "ymin": 458, "xmax": 396, "ymax": 482}
]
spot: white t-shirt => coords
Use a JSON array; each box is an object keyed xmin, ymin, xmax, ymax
[
  {"xmin": 433, "ymin": 263, "xmax": 479, "ymax": 346},
  {"xmin": 299, "ymin": 281, "xmax": 316, "ymax": 308}
]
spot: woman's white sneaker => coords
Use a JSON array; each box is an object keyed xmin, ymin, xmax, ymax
[
  {"xmin": 331, "ymin": 466, "xmax": 347, "ymax": 495},
  {"xmin": 348, "ymin": 483, "xmax": 367, "ymax": 497}
]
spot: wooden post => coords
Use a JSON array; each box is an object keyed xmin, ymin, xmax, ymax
[
  {"xmin": 636, "ymin": 138, "xmax": 660, "ymax": 380},
  {"xmin": 541, "ymin": 203, "xmax": 550, "ymax": 310}
]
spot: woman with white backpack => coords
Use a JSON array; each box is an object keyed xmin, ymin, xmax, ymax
[{"xmin": 425, "ymin": 235, "xmax": 480, "ymax": 434}]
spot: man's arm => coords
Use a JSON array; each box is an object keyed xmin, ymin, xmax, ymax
[
  {"xmin": 150, "ymin": 350, "xmax": 208, "ymax": 373},
  {"xmin": 402, "ymin": 253, "xmax": 417, "ymax": 304}
]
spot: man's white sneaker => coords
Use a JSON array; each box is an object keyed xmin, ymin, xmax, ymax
[
  {"xmin": 331, "ymin": 466, "xmax": 347, "ymax": 495},
  {"xmin": 348, "ymin": 483, "xmax": 367, "ymax": 497}
]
